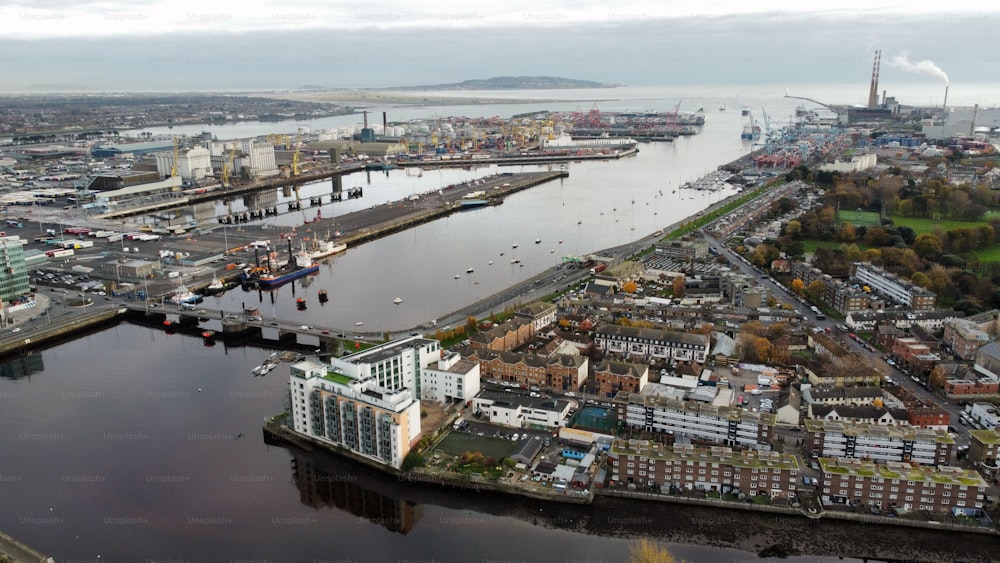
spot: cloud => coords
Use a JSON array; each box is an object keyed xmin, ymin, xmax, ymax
[{"xmin": 0, "ymin": 1, "xmax": 993, "ymax": 39}]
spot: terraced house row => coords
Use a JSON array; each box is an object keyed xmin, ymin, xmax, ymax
[
  {"xmin": 819, "ymin": 457, "xmax": 987, "ymax": 513},
  {"xmin": 460, "ymin": 347, "xmax": 588, "ymax": 391},
  {"xmin": 608, "ymin": 440, "xmax": 801, "ymax": 498},
  {"xmin": 613, "ymin": 391, "xmax": 776, "ymax": 450},
  {"xmin": 594, "ymin": 325, "xmax": 710, "ymax": 364}
]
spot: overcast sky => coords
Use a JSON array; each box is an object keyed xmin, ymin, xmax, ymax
[{"xmin": 0, "ymin": 1, "xmax": 996, "ymax": 92}]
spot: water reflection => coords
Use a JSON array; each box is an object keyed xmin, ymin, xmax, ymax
[
  {"xmin": 0, "ymin": 352, "xmax": 44, "ymax": 380},
  {"xmin": 290, "ymin": 449, "xmax": 422, "ymax": 535}
]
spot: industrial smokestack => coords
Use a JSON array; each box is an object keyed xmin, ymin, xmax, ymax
[
  {"xmin": 363, "ymin": 110, "xmax": 369, "ymax": 129},
  {"xmin": 943, "ymin": 86, "xmax": 949, "ymax": 112},
  {"xmin": 882, "ymin": 90, "xmax": 886, "ymax": 106},
  {"xmin": 383, "ymin": 112, "xmax": 388, "ymax": 135},
  {"xmin": 971, "ymin": 104, "xmax": 979, "ymax": 137}
]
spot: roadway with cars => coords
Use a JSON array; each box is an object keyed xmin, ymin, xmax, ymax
[{"xmin": 701, "ymin": 230, "xmax": 970, "ymax": 446}]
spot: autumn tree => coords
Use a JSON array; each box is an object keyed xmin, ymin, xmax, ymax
[
  {"xmin": 790, "ymin": 279, "xmax": 805, "ymax": 295},
  {"xmin": 466, "ymin": 316, "xmax": 478, "ymax": 334},
  {"xmin": 806, "ymin": 280, "xmax": 827, "ymax": 302},
  {"xmin": 628, "ymin": 539, "xmax": 678, "ymax": 563},
  {"xmin": 623, "ymin": 280, "xmax": 638, "ymax": 294},
  {"xmin": 928, "ymin": 364, "xmax": 948, "ymax": 389},
  {"xmin": 785, "ymin": 220, "xmax": 802, "ymax": 238},
  {"xmin": 752, "ymin": 337, "xmax": 771, "ymax": 363},
  {"xmin": 837, "ymin": 221, "xmax": 857, "ymax": 242},
  {"xmin": 672, "ymin": 275, "xmax": 685, "ymax": 297},
  {"xmin": 913, "ymin": 233, "xmax": 942, "ymax": 258}
]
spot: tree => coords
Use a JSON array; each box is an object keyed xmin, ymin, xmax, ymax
[
  {"xmin": 623, "ymin": 280, "xmax": 638, "ymax": 294},
  {"xmin": 628, "ymin": 539, "xmax": 678, "ymax": 563},
  {"xmin": 401, "ymin": 450, "xmax": 424, "ymax": 471},
  {"xmin": 929, "ymin": 365, "xmax": 948, "ymax": 389},
  {"xmin": 913, "ymin": 233, "xmax": 942, "ymax": 258},
  {"xmin": 790, "ymin": 279, "xmax": 805, "ymax": 295},
  {"xmin": 753, "ymin": 337, "xmax": 771, "ymax": 363},
  {"xmin": 806, "ymin": 280, "xmax": 827, "ymax": 302},
  {"xmin": 785, "ymin": 219, "xmax": 802, "ymax": 239},
  {"xmin": 466, "ymin": 315, "xmax": 478, "ymax": 334},
  {"xmin": 672, "ymin": 275, "xmax": 685, "ymax": 297},
  {"xmin": 836, "ymin": 221, "xmax": 856, "ymax": 242}
]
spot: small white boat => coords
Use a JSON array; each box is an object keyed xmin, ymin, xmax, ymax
[
  {"xmin": 535, "ymin": 238, "xmax": 541, "ymax": 244},
  {"xmin": 393, "ymin": 297, "xmax": 403, "ymax": 305},
  {"xmin": 355, "ymin": 321, "xmax": 364, "ymax": 326},
  {"xmin": 488, "ymin": 261, "xmax": 494, "ymax": 265},
  {"xmin": 512, "ymin": 243, "xmax": 518, "ymax": 249},
  {"xmin": 454, "ymin": 275, "xmax": 461, "ymax": 279},
  {"xmin": 466, "ymin": 268, "xmax": 474, "ymax": 273}
]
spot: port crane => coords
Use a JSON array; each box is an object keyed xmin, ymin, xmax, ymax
[
  {"xmin": 291, "ymin": 129, "xmax": 302, "ymax": 177},
  {"xmin": 170, "ymin": 136, "xmax": 179, "ymax": 178},
  {"xmin": 665, "ymin": 100, "xmax": 682, "ymax": 129},
  {"xmin": 221, "ymin": 140, "xmax": 238, "ymax": 188}
]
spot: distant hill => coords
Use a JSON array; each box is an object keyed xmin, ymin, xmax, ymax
[{"xmin": 385, "ymin": 76, "xmax": 617, "ymax": 90}]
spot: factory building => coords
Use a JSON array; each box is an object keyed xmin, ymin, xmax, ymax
[{"xmin": 154, "ymin": 147, "xmax": 214, "ymax": 180}]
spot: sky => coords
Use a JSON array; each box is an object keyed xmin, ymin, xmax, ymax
[{"xmin": 0, "ymin": 1, "xmax": 997, "ymax": 92}]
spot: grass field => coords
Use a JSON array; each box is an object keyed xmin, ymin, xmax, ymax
[
  {"xmin": 971, "ymin": 247, "xmax": 1000, "ymax": 262},
  {"xmin": 435, "ymin": 432, "xmax": 515, "ymax": 460},
  {"xmin": 836, "ymin": 210, "xmax": 882, "ymax": 227},
  {"xmin": 889, "ymin": 216, "xmax": 988, "ymax": 234}
]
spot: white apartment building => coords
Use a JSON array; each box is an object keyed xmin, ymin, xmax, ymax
[
  {"xmin": 420, "ymin": 350, "xmax": 480, "ymax": 404},
  {"xmin": 330, "ymin": 335, "xmax": 441, "ymax": 395},
  {"xmin": 613, "ymin": 391, "xmax": 775, "ymax": 450},
  {"xmin": 288, "ymin": 360, "xmax": 420, "ymax": 469},
  {"xmin": 805, "ymin": 420, "xmax": 953, "ymax": 465},
  {"xmin": 849, "ymin": 262, "xmax": 936, "ymax": 310}
]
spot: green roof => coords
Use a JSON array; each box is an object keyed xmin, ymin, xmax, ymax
[
  {"xmin": 323, "ymin": 371, "xmax": 354, "ymax": 386},
  {"xmin": 969, "ymin": 429, "xmax": 1000, "ymax": 445}
]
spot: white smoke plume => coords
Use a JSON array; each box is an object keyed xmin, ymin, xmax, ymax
[{"xmin": 889, "ymin": 51, "xmax": 949, "ymax": 85}]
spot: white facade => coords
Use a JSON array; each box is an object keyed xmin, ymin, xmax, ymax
[
  {"xmin": 966, "ymin": 402, "xmax": 1000, "ymax": 430},
  {"xmin": 614, "ymin": 392, "xmax": 775, "ymax": 450},
  {"xmin": 154, "ymin": 147, "xmax": 213, "ymax": 180},
  {"xmin": 819, "ymin": 153, "xmax": 877, "ymax": 173},
  {"xmin": 420, "ymin": 350, "xmax": 481, "ymax": 404},
  {"xmin": 472, "ymin": 393, "xmax": 571, "ymax": 429},
  {"xmin": 595, "ymin": 325, "xmax": 710, "ymax": 364},
  {"xmin": 850, "ymin": 262, "xmax": 936, "ymax": 309},
  {"xmin": 237, "ymin": 140, "xmax": 279, "ymax": 179},
  {"xmin": 288, "ymin": 360, "xmax": 420, "ymax": 469},
  {"xmin": 330, "ymin": 335, "xmax": 441, "ymax": 395}
]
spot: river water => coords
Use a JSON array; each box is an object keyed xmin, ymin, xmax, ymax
[{"xmin": 2, "ymin": 85, "xmax": 994, "ymax": 562}]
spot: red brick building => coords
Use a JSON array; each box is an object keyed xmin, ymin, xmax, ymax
[{"xmin": 593, "ymin": 360, "xmax": 648, "ymax": 397}]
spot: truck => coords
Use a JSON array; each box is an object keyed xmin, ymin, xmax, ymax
[
  {"xmin": 45, "ymin": 249, "xmax": 74, "ymax": 258},
  {"xmin": 589, "ymin": 263, "xmax": 607, "ymax": 275}
]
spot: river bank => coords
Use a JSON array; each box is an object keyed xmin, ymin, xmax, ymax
[{"xmin": 263, "ymin": 419, "xmax": 999, "ymax": 563}]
